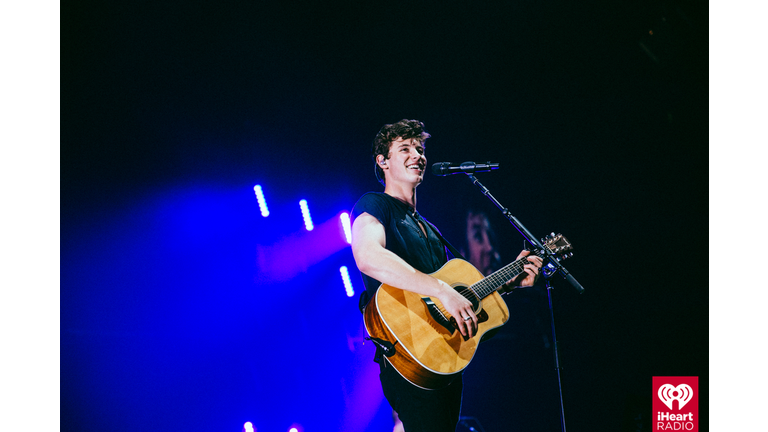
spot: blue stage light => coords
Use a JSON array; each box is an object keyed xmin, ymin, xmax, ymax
[
  {"xmin": 253, "ymin": 185, "xmax": 269, "ymax": 217},
  {"xmin": 299, "ymin": 199, "xmax": 314, "ymax": 231},
  {"xmin": 340, "ymin": 266, "xmax": 355, "ymax": 297},
  {"xmin": 340, "ymin": 212, "xmax": 352, "ymax": 244}
]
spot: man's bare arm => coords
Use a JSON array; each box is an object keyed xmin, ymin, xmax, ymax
[{"xmin": 351, "ymin": 212, "xmax": 478, "ymax": 337}]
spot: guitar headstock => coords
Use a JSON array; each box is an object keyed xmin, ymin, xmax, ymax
[{"xmin": 541, "ymin": 232, "xmax": 574, "ymax": 261}]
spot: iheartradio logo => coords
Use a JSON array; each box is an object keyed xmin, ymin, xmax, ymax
[
  {"xmin": 658, "ymin": 383, "xmax": 694, "ymax": 410},
  {"xmin": 652, "ymin": 377, "xmax": 698, "ymax": 432}
]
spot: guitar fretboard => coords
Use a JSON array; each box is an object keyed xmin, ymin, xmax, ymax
[{"xmin": 469, "ymin": 257, "xmax": 530, "ymax": 299}]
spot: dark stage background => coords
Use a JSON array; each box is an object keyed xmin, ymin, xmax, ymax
[{"xmin": 62, "ymin": 1, "xmax": 707, "ymax": 431}]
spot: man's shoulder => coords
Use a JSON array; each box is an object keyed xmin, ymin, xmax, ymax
[
  {"xmin": 356, "ymin": 191, "xmax": 388, "ymax": 203},
  {"xmin": 352, "ymin": 192, "xmax": 395, "ymax": 221},
  {"xmin": 353, "ymin": 192, "xmax": 390, "ymax": 210}
]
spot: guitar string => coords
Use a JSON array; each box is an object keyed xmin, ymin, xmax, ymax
[
  {"xmin": 471, "ymin": 257, "xmax": 528, "ymax": 298},
  {"xmin": 438, "ymin": 255, "xmax": 545, "ymax": 321},
  {"xmin": 465, "ymin": 237, "xmax": 569, "ymax": 299},
  {"xmin": 433, "ymin": 239, "xmax": 568, "ymax": 321},
  {"xmin": 436, "ymin": 259, "xmax": 528, "ymax": 321},
  {"xmin": 471, "ymin": 239, "xmax": 564, "ymax": 297}
]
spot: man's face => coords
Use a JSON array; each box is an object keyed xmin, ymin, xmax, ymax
[{"xmin": 382, "ymin": 137, "xmax": 427, "ymax": 186}]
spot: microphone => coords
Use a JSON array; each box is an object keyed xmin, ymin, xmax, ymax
[{"xmin": 431, "ymin": 161, "xmax": 500, "ymax": 176}]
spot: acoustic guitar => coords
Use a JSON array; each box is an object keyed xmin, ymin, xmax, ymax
[{"xmin": 363, "ymin": 233, "xmax": 573, "ymax": 389}]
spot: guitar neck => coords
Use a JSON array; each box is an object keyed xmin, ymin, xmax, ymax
[
  {"xmin": 466, "ymin": 234, "xmax": 571, "ymax": 299},
  {"xmin": 469, "ymin": 256, "xmax": 531, "ymax": 299}
]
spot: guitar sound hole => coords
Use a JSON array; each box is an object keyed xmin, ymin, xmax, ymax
[{"xmin": 455, "ymin": 284, "xmax": 481, "ymax": 311}]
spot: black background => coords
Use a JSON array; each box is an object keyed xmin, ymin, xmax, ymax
[{"xmin": 61, "ymin": 1, "xmax": 708, "ymax": 431}]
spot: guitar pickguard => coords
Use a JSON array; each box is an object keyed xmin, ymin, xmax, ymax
[{"xmin": 423, "ymin": 297, "xmax": 453, "ymax": 333}]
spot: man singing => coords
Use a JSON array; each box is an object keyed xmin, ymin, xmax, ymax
[{"xmin": 351, "ymin": 119, "xmax": 542, "ymax": 432}]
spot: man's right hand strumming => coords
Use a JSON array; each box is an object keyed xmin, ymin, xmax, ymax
[{"xmin": 436, "ymin": 281, "xmax": 478, "ymax": 339}]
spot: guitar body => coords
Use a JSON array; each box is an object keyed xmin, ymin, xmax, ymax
[{"xmin": 363, "ymin": 258, "xmax": 510, "ymax": 390}]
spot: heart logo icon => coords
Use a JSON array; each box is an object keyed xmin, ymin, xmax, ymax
[{"xmin": 658, "ymin": 383, "xmax": 694, "ymax": 410}]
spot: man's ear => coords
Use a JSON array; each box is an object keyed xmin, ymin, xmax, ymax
[{"xmin": 377, "ymin": 155, "xmax": 388, "ymax": 168}]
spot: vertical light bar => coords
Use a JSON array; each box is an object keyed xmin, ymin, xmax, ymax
[
  {"xmin": 340, "ymin": 212, "xmax": 352, "ymax": 244},
  {"xmin": 299, "ymin": 199, "xmax": 314, "ymax": 231},
  {"xmin": 253, "ymin": 185, "xmax": 269, "ymax": 217},
  {"xmin": 340, "ymin": 266, "xmax": 355, "ymax": 297}
]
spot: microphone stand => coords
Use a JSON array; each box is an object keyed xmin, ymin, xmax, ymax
[{"xmin": 465, "ymin": 173, "xmax": 584, "ymax": 432}]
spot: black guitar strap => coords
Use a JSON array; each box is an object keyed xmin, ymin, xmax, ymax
[{"xmin": 422, "ymin": 218, "xmax": 466, "ymax": 261}]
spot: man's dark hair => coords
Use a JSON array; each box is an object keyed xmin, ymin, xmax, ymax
[{"xmin": 372, "ymin": 119, "xmax": 431, "ymax": 185}]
